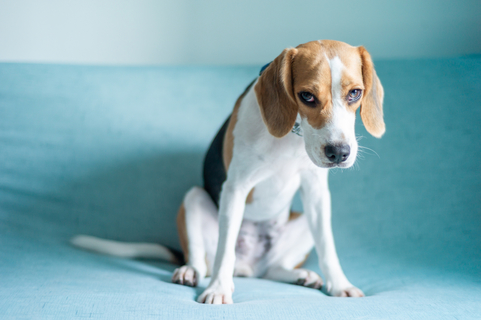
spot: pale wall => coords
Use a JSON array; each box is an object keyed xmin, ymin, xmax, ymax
[{"xmin": 0, "ymin": 0, "xmax": 480, "ymax": 65}]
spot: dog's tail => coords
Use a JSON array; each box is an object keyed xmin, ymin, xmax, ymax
[{"xmin": 70, "ymin": 235, "xmax": 182, "ymax": 264}]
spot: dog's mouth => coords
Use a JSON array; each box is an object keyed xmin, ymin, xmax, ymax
[
  {"xmin": 309, "ymin": 156, "xmax": 356, "ymax": 169},
  {"xmin": 333, "ymin": 162, "xmax": 352, "ymax": 169},
  {"xmin": 316, "ymin": 162, "xmax": 351, "ymax": 169}
]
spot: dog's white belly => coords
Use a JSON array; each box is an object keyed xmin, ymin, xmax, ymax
[{"xmin": 243, "ymin": 173, "xmax": 301, "ymax": 222}]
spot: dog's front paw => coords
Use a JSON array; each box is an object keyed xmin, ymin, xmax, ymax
[
  {"xmin": 197, "ymin": 281, "xmax": 234, "ymax": 304},
  {"xmin": 329, "ymin": 285, "xmax": 364, "ymax": 297}
]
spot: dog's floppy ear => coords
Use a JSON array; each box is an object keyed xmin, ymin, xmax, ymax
[
  {"xmin": 359, "ymin": 46, "xmax": 385, "ymax": 138},
  {"xmin": 255, "ymin": 48, "xmax": 298, "ymax": 138}
]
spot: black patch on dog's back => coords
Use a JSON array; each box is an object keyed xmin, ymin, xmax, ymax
[
  {"xmin": 202, "ymin": 116, "xmax": 230, "ymax": 208},
  {"xmin": 202, "ymin": 79, "xmax": 256, "ymax": 208}
]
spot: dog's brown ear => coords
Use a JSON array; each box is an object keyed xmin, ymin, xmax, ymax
[
  {"xmin": 359, "ymin": 46, "xmax": 385, "ymax": 138},
  {"xmin": 255, "ymin": 48, "xmax": 298, "ymax": 138}
]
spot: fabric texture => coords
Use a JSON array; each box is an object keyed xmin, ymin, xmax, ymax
[{"xmin": 1, "ymin": 58, "xmax": 480, "ymax": 319}]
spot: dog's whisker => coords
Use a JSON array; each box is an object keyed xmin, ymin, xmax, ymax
[
  {"xmin": 354, "ymin": 158, "xmax": 361, "ymax": 171},
  {"xmin": 358, "ymin": 145, "xmax": 380, "ymax": 158}
]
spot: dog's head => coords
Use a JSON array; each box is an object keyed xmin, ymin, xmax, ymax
[{"xmin": 255, "ymin": 40, "xmax": 384, "ymax": 168}]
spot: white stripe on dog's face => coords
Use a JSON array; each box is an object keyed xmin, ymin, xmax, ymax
[{"xmin": 300, "ymin": 55, "xmax": 358, "ymax": 168}]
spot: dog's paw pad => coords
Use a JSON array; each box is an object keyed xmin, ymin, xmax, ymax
[{"xmin": 172, "ymin": 265, "xmax": 198, "ymax": 287}]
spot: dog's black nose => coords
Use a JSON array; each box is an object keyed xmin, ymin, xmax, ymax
[{"xmin": 324, "ymin": 144, "xmax": 350, "ymax": 164}]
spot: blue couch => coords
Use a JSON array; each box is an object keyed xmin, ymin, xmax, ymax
[{"xmin": 1, "ymin": 57, "xmax": 480, "ymax": 319}]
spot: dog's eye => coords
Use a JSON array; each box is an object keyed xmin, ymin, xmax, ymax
[
  {"xmin": 300, "ymin": 92, "xmax": 316, "ymax": 104},
  {"xmin": 347, "ymin": 89, "xmax": 362, "ymax": 103}
]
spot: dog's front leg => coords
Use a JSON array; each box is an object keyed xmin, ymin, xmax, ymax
[
  {"xmin": 197, "ymin": 180, "xmax": 250, "ymax": 304},
  {"xmin": 300, "ymin": 170, "xmax": 364, "ymax": 297}
]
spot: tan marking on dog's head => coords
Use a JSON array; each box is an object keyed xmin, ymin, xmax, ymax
[
  {"xmin": 293, "ymin": 41, "xmax": 366, "ymax": 128},
  {"xmin": 255, "ymin": 40, "xmax": 384, "ymax": 138}
]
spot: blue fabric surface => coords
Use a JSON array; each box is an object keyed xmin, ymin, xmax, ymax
[{"xmin": 1, "ymin": 58, "xmax": 480, "ymax": 319}]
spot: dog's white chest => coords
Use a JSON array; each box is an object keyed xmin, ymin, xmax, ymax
[{"xmin": 242, "ymin": 165, "xmax": 302, "ymax": 221}]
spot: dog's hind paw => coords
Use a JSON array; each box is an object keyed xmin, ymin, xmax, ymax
[
  {"xmin": 172, "ymin": 265, "xmax": 199, "ymax": 287},
  {"xmin": 294, "ymin": 269, "xmax": 323, "ymax": 289}
]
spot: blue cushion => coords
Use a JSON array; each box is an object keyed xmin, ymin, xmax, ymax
[{"xmin": 1, "ymin": 58, "xmax": 480, "ymax": 319}]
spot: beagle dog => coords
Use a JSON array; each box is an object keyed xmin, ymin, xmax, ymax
[{"xmin": 71, "ymin": 40, "xmax": 384, "ymax": 305}]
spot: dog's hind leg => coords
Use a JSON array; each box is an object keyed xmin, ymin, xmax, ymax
[
  {"xmin": 172, "ymin": 186, "xmax": 218, "ymax": 287},
  {"xmin": 262, "ymin": 212, "xmax": 322, "ymax": 289}
]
